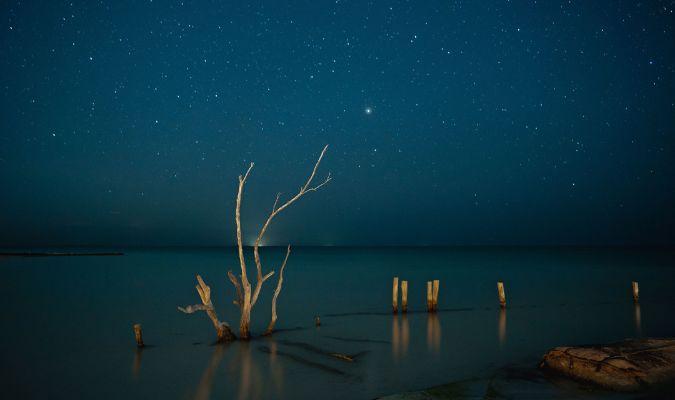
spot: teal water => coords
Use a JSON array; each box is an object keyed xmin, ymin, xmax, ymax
[{"xmin": 1, "ymin": 247, "xmax": 675, "ymax": 399}]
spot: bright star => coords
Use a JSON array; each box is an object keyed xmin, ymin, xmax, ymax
[{"xmin": 365, "ymin": 107, "xmax": 373, "ymax": 115}]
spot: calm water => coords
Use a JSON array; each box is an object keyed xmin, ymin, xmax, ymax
[{"xmin": 2, "ymin": 247, "xmax": 675, "ymax": 399}]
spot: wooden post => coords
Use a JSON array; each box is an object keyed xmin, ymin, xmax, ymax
[
  {"xmin": 432, "ymin": 280, "xmax": 440, "ymax": 311},
  {"xmin": 392, "ymin": 277, "xmax": 399, "ymax": 314},
  {"xmin": 133, "ymin": 323, "xmax": 144, "ymax": 348},
  {"xmin": 314, "ymin": 315, "xmax": 321, "ymax": 327},
  {"xmin": 426, "ymin": 281, "xmax": 433, "ymax": 312},
  {"xmin": 401, "ymin": 280, "xmax": 408, "ymax": 313},
  {"xmin": 632, "ymin": 281, "xmax": 639, "ymax": 303},
  {"xmin": 497, "ymin": 281, "xmax": 506, "ymax": 308}
]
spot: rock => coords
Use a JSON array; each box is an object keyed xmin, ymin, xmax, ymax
[{"xmin": 540, "ymin": 338, "xmax": 675, "ymax": 391}]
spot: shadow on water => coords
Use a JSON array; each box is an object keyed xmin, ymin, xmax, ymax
[
  {"xmin": 258, "ymin": 346, "xmax": 348, "ymax": 376},
  {"xmin": 277, "ymin": 339, "xmax": 368, "ymax": 362},
  {"xmin": 323, "ymin": 335, "xmax": 390, "ymax": 344}
]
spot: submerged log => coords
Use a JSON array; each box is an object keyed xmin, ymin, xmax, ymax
[
  {"xmin": 392, "ymin": 277, "xmax": 399, "ymax": 313},
  {"xmin": 540, "ymin": 338, "xmax": 675, "ymax": 391},
  {"xmin": 133, "ymin": 323, "xmax": 144, "ymax": 348}
]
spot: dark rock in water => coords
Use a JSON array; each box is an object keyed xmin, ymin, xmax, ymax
[{"xmin": 540, "ymin": 338, "xmax": 675, "ymax": 391}]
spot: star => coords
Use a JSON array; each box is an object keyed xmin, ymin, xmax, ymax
[{"xmin": 364, "ymin": 107, "xmax": 373, "ymax": 115}]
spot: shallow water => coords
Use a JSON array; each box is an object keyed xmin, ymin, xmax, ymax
[{"xmin": 1, "ymin": 247, "xmax": 675, "ymax": 399}]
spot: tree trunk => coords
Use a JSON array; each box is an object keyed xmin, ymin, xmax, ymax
[{"xmin": 239, "ymin": 293, "xmax": 252, "ymax": 339}]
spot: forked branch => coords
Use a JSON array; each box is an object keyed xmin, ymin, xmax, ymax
[
  {"xmin": 251, "ymin": 145, "xmax": 331, "ymax": 306},
  {"xmin": 178, "ymin": 275, "xmax": 235, "ymax": 342}
]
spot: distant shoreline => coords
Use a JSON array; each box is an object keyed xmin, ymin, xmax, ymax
[{"xmin": 0, "ymin": 252, "xmax": 124, "ymax": 257}]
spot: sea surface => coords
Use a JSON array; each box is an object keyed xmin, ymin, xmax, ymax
[{"xmin": 1, "ymin": 247, "xmax": 675, "ymax": 399}]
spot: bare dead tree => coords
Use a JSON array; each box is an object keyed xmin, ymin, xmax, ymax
[
  {"xmin": 179, "ymin": 145, "xmax": 330, "ymax": 342},
  {"xmin": 231, "ymin": 145, "xmax": 331, "ymax": 339}
]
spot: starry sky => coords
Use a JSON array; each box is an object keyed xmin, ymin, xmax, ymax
[{"xmin": 1, "ymin": 1, "xmax": 674, "ymax": 247}]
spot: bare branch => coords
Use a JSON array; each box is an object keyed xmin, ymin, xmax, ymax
[
  {"xmin": 262, "ymin": 271, "xmax": 275, "ymax": 282},
  {"xmin": 227, "ymin": 270, "xmax": 243, "ymax": 309},
  {"xmin": 264, "ymin": 245, "xmax": 291, "ymax": 335},
  {"xmin": 178, "ymin": 304, "xmax": 211, "ymax": 314},
  {"xmin": 301, "ymin": 145, "xmax": 329, "ymax": 192},
  {"xmin": 305, "ymin": 172, "xmax": 332, "ymax": 193},
  {"xmin": 272, "ymin": 192, "xmax": 281, "ymax": 213},
  {"xmin": 251, "ymin": 145, "xmax": 330, "ymax": 311},
  {"xmin": 251, "ymin": 269, "xmax": 275, "ymax": 307}
]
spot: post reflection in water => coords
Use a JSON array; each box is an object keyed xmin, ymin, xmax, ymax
[
  {"xmin": 498, "ymin": 308, "xmax": 507, "ymax": 347},
  {"xmin": 426, "ymin": 313, "xmax": 441, "ymax": 354},
  {"xmin": 193, "ymin": 345, "xmax": 226, "ymax": 400},
  {"xmin": 132, "ymin": 348, "xmax": 143, "ymax": 380},
  {"xmin": 634, "ymin": 303, "xmax": 642, "ymax": 337},
  {"xmin": 392, "ymin": 315, "xmax": 409, "ymax": 360}
]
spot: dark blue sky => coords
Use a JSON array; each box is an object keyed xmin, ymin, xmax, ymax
[{"xmin": 1, "ymin": 1, "xmax": 674, "ymax": 246}]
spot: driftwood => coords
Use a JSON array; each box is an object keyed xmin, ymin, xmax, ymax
[
  {"xmin": 540, "ymin": 338, "xmax": 675, "ymax": 391},
  {"xmin": 178, "ymin": 275, "xmax": 236, "ymax": 342}
]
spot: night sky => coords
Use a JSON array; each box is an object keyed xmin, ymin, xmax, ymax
[{"xmin": 1, "ymin": 1, "xmax": 674, "ymax": 247}]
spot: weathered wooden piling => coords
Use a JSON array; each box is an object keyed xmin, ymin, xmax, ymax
[
  {"xmin": 392, "ymin": 277, "xmax": 399, "ymax": 313},
  {"xmin": 426, "ymin": 281, "xmax": 433, "ymax": 312},
  {"xmin": 401, "ymin": 280, "xmax": 408, "ymax": 313},
  {"xmin": 314, "ymin": 315, "xmax": 321, "ymax": 327},
  {"xmin": 632, "ymin": 281, "xmax": 639, "ymax": 303},
  {"xmin": 497, "ymin": 281, "xmax": 506, "ymax": 308},
  {"xmin": 133, "ymin": 323, "xmax": 144, "ymax": 348},
  {"xmin": 432, "ymin": 279, "xmax": 440, "ymax": 311}
]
